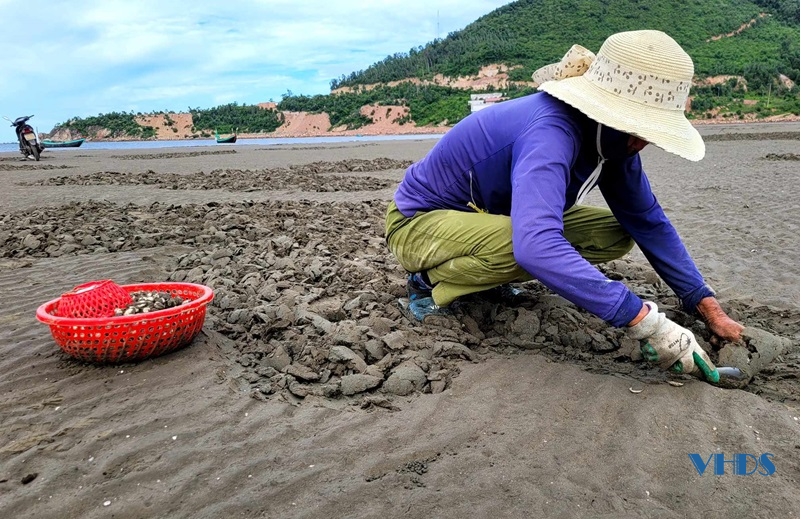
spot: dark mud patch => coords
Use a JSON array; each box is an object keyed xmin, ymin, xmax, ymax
[
  {"xmin": 0, "ymin": 163, "xmax": 74, "ymax": 171},
  {"xmin": 2, "ymin": 199, "xmax": 797, "ymax": 406},
  {"xmin": 255, "ymin": 143, "xmax": 379, "ymax": 151},
  {"xmin": 21, "ymin": 158, "xmax": 408, "ymax": 192},
  {"xmin": 287, "ymin": 158, "xmax": 412, "ymax": 172},
  {"xmin": 763, "ymin": 153, "xmax": 800, "ymax": 161},
  {"xmin": 110, "ymin": 150, "xmax": 238, "ymax": 160},
  {"xmin": 704, "ymin": 132, "xmax": 799, "ymax": 142},
  {"xmin": 19, "ymin": 171, "xmax": 392, "ymax": 192}
]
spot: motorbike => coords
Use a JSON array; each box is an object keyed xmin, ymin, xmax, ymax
[{"xmin": 4, "ymin": 115, "xmax": 44, "ymax": 161}]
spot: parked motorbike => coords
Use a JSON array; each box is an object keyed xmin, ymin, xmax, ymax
[{"xmin": 4, "ymin": 115, "xmax": 44, "ymax": 161}]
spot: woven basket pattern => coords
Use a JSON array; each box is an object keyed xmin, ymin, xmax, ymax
[{"xmin": 58, "ymin": 280, "xmax": 133, "ymax": 318}]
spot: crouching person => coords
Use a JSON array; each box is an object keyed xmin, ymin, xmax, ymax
[{"xmin": 385, "ymin": 30, "xmax": 744, "ymax": 382}]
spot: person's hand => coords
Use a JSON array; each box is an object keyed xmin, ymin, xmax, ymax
[
  {"xmin": 627, "ymin": 301, "xmax": 719, "ymax": 382},
  {"xmin": 697, "ymin": 296, "xmax": 744, "ymax": 343}
]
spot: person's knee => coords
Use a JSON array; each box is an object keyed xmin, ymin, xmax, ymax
[
  {"xmin": 591, "ymin": 233, "xmax": 634, "ymax": 263},
  {"xmin": 611, "ymin": 234, "xmax": 635, "ymax": 259},
  {"xmin": 477, "ymin": 236, "xmax": 520, "ymax": 273},
  {"xmin": 491, "ymin": 252, "xmax": 524, "ymax": 277}
]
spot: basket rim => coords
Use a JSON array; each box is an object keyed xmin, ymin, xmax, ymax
[{"xmin": 36, "ymin": 282, "xmax": 214, "ymax": 327}]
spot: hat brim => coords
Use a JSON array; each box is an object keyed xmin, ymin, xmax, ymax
[{"xmin": 539, "ymin": 77, "xmax": 704, "ymax": 161}]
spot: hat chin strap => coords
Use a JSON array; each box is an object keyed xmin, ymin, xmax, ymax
[{"xmin": 574, "ymin": 123, "xmax": 606, "ymax": 206}]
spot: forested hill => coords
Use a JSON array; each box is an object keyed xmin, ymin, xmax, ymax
[{"xmin": 331, "ymin": 0, "xmax": 800, "ymax": 88}]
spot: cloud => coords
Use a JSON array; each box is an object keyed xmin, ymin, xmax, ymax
[{"xmin": 0, "ymin": 0, "xmax": 511, "ymax": 133}]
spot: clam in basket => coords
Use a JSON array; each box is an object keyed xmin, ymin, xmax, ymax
[{"xmin": 36, "ymin": 281, "xmax": 214, "ymax": 363}]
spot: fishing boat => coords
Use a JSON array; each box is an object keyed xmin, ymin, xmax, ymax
[
  {"xmin": 41, "ymin": 138, "xmax": 85, "ymax": 148},
  {"xmin": 215, "ymin": 129, "xmax": 237, "ymax": 144}
]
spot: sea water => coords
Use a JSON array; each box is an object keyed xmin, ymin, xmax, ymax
[{"xmin": 0, "ymin": 133, "xmax": 443, "ymax": 153}]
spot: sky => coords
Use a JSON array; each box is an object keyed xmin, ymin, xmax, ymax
[{"xmin": 0, "ymin": 0, "xmax": 512, "ymax": 135}]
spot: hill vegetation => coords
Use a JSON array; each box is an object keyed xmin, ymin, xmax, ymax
[
  {"xmin": 331, "ymin": 0, "xmax": 799, "ymax": 88},
  {"xmin": 52, "ymin": 0, "xmax": 798, "ymax": 138},
  {"xmin": 56, "ymin": 112, "xmax": 159, "ymax": 140},
  {"xmin": 55, "ymin": 103, "xmax": 284, "ymax": 140},
  {"xmin": 188, "ymin": 103, "xmax": 284, "ymax": 134}
]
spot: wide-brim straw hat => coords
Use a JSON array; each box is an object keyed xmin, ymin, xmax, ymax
[{"xmin": 534, "ymin": 30, "xmax": 704, "ymax": 161}]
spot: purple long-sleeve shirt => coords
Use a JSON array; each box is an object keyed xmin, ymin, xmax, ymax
[{"xmin": 393, "ymin": 92, "xmax": 713, "ymax": 327}]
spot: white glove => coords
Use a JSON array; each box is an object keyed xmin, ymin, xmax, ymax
[{"xmin": 627, "ymin": 302, "xmax": 719, "ymax": 382}]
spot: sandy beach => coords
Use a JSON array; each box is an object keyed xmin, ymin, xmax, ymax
[{"xmin": 0, "ymin": 122, "xmax": 798, "ymax": 519}]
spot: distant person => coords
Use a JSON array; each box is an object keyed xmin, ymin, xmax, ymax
[{"xmin": 384, "ymin": 30, "xmax": 744, "ymax": 382}]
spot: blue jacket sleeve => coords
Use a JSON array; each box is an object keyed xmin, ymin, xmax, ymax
[
  {"xmin": 598, "ymin": 155, "xmax": 715, "ymax": 313},
  {"xmin": 509, "ymin": 120, "xmax": 643, "ymax": 327}
]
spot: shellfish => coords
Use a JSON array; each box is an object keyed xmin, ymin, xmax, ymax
[{"xmin": 114, "ymin": 290, "xmax": 185, "ymax": 316}]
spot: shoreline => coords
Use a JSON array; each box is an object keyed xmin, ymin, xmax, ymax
[{"xmin": 43, "ymin": 115, "xmax": 799, "ymax": 144}]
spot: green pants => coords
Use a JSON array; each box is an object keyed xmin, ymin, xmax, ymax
[{"xmin": 385, "ymin": 201, "xmax": 634, "ymax": 306}]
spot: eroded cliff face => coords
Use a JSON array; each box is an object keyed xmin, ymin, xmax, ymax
[
  {"xmin": 43, "ymin": 104, "xmax": 448, "ymax": 141},
  {"xmin": 331, "ymin": 64, "xmax": 528, "ymax": 94}
]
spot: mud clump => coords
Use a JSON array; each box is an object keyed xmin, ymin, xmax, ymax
[
  {"xmin": 716, "ymin": 327, "xmax": 794, "ymax": 389},
  {"xmin": 1, "ymin": 200, "xmax": 797, "ymax": 405}
]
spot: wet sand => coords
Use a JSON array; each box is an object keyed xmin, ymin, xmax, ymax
[{"xmin": 0, "ymin": 122, "xmax": 798, "ymax": 518}]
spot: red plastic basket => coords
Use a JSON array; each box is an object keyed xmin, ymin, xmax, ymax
[
  {"xmin": 36, "ymin": 282, "xmax": 214, "ymax": 363},
  {"xmin": 58, "ymin": 280, "xmax": 133, "ymax": 318}
]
